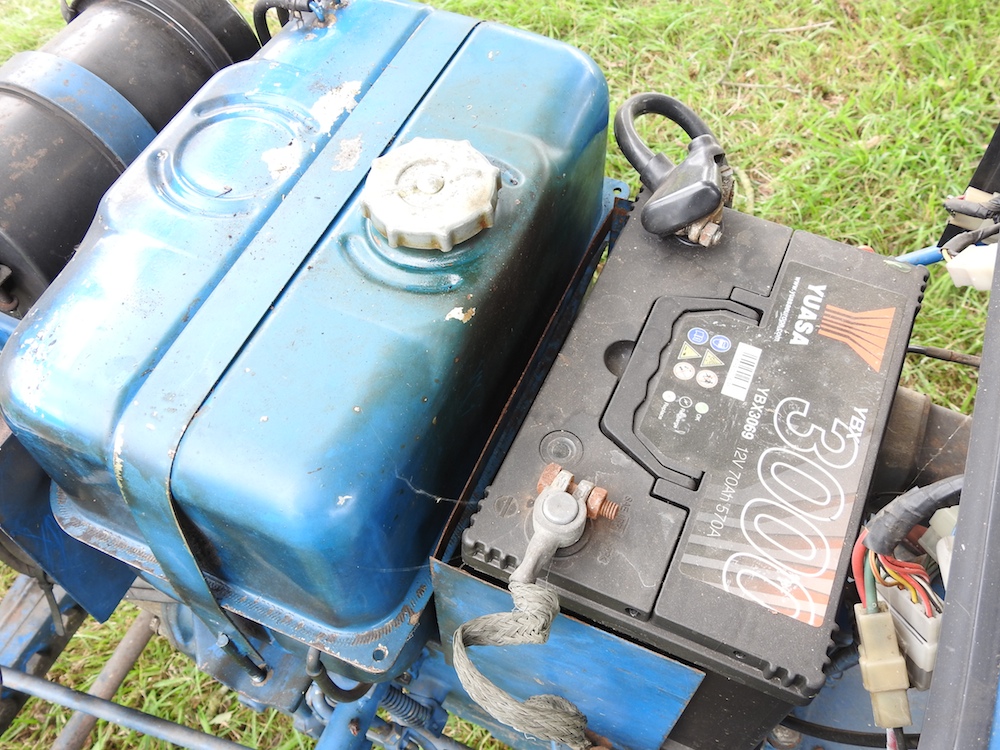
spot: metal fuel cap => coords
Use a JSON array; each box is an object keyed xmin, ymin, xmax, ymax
[{"xmin": 359, "ymin": 137, "xmax": 501, "ymax": 252}]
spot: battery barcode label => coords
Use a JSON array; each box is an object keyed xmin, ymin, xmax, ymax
[{"xmin": 721, "ymin": 343, "xmax": 762, "ymax": 401}]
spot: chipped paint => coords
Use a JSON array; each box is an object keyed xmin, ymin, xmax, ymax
[
  {"xmin": 445, "ymin": 306, "xmax": 476, "ymax": 323},
  {"xmin": 12, "ymin": 313, "xmax": 69, "ymax": 414},
  {"xmin": 112, "ymin": 429, "xmax": 125, "ymax": 492},
  {"xmin": 310, "ymin": 80, "xmax": 362, "ymax": 133},
  {"xmin": 337, "ymin": 495, "xmax": 352, "ymax": 506},
  {"xmin": 331, "ymin": 135, "xmax": 363, "ymax": 172},
  {"xmin": 262, "ymin": 142, "xmax": 299, "ymax": 180}
]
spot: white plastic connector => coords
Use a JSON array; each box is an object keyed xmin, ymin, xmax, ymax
[
  {"xmin": 946, "ymin": 242, "xmax": 996, "ymax": 291},
  {"xmin": 919, "ymin": 506, "xmax": 958, "ymax": 588},
  {"xmin": 877, "ymin": 583, "xmax": 942, "ymax": 690},
  {"xmin": 947, "ymin": 187, "xmax": 998, "ymax": 231},
  {"xmin": 855, "ymin": 602, "xmax": 912, "ymax": 728},
  {"xmin": 936, "ymin": 537, "xmax": 954, "ymax": 589}
]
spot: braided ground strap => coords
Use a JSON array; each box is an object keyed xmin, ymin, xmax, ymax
[{"xmin": 452, "ymin": 581, "xmax": 590, "ymax": 750}]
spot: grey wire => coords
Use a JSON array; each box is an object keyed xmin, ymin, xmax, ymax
[
  {"xmin": 452, "ymin": 582, "xmax": 590, "ymax": 750},
  {"xmin": 942, "ymin": 221, "xmax": 1000, "ymax": 256},
  {"xmin": 943, "ymin": 195, "xmax": 1000, "ymax": 220}
]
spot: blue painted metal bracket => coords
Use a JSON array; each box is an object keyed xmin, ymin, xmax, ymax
[
  {"xmin": 112, "ymin": 10, "xmax": 480, "ymax": 676},
  {"xmin": 0, "ymin": 51, "xmax": 155, "ymax": 169},
  {"xmin": 315, "ymin": 683, "xmax": 388, "ymax": 750},
  {"xmin": 0, "ymin": 425, "xmax": 134, "ymax": 622},
  {"xmin": 429, "ymin": 560, "xmax": 704, "ymax": 750}
]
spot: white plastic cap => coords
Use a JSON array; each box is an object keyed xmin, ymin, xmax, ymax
[{"xmin": 359, "ymin": 138, "xmax": 501, "ymax": 252}]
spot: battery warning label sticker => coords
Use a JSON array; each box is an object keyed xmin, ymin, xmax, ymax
[{"xmin": 636, "ymin": 263, "xmax": 906, "ymax": 627}]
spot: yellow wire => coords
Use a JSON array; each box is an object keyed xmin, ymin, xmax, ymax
[{"xmin": 882, "ymin": 562, "xmax": 920, "ymax": 604}]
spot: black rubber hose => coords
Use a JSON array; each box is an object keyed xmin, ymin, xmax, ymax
[
  {"xmin": 865, "ymin": 474, "xmax": 964, "ymax": 555},
  {"xmin": 253, "ymin": 0, "xmax": 312, "ymax": 44},
  {"xmin": 823, "ymin": 644, "xmax": 859, "ymax": 677},
  {"xmin": 305, "ymin": 648, "xmax": 373, "ymax": 704},
  {"xmin": 613, "ymin": 93, "xmax": 715, "ymax": 178},
  {"xmin": 781, "ymin": 715, "xmax": 919, "ymax": 749}
]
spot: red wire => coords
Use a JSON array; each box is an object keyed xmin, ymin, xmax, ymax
[
  {"xmin": 907, "ymin": 574, "xmax": 934, "ymax": 618},
  {"xmin": 879, "ymin": 554, "xmax": 935, "ymax": 618},
  {"xmin": 881, "ymin": 555, "xmax": 931, "ymax": 581},
  {"xmin": 905, "ymin": 525, "xmax": 929, "ymax": 552},
  {"xmin": 857, "ymin": 527, "xmax": 937, "ymax": 618},
  {"xmin": 852, "ymin": 529, "xmax": 869, "ymax": 609}
]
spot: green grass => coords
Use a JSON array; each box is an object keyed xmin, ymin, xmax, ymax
[
  {"xmin": 433, "ymin": 0, "xmax": 995, "ymax": 408},
  {"xmin": 0, "ymin": 593, "xmax": 311, "ymax": 749},
  {"xmin": 1, "ymin": 0, "xmax": 997, "ymax": 746}
]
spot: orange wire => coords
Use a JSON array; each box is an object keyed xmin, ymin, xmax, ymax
[
  {"xmin": 881, "ymin": 554, "xmax": 931, "ymax": 581},
  {"xmin": 869, "ymin": 550, "xmax": 895, "ymax": 586}
]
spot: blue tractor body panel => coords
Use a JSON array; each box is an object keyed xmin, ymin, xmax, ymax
[
  {"xmin": 0, "ymin": 0, "xmax": 609, "ymax": 674},
  {"xmin": 428, "ymin": 561, "xmax": 704, "ymax": 750}
]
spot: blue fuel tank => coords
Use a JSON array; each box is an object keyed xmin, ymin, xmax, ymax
[{"xmin": 0, "ymin": 0, "xmax": 608, "ymax": 674}]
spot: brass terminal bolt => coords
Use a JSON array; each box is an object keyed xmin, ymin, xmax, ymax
[
  {"xmin": 536, "ymin": 462, "xmax": 563, "ymax": 494},
  {"xmin": 586, "ymin": 487, "xmax": 619, "ymax": 521},
  {"xmin": 535, "ymin": 463, "xmax": 619, "ymax": 521}
]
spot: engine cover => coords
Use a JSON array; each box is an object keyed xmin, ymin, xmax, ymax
[
  {"xmin": 0, "ymin": 0, "xmax": 608, "ymax": 675},
  {"xmin": 462, "ymin": 194, "xmax": 927, "ymax": 744}
]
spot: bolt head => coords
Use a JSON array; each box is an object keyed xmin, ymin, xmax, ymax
[
  {"xmin": 767, "ymin": 725, "xmax": 801, "ymax": 749},
  {"xmin": 251, "ymin": 669, "xmax": 269, "ymax": 685},
  {"xmin": 586, "ymin": 487, "xmax": 608, "ymax": 519},
  {"xmin": 699, "ymin": 222, "xmax": 722, "ymax": 246}
]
